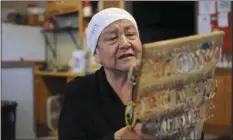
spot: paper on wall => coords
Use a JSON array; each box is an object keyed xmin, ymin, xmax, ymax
[
  {"xmin": 198, "ymin": 15, "xmax": 212, "ymax": 34},
  {"xmin": 217, "ymin": 0, "xmax": 231, "ymax": 13},
  {"xmin": 199, "ymin": 1, "xmax": 216, "ymax": 14},
  {"xmin": 218, "ymin": 12, "xmax": 229, "ymax": 28}
]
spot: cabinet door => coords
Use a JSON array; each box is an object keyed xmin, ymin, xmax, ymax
[
  {"xmin": 34, "ymin": 76, "xmax": 51, "ymax": 125},
  {"xmin": 203, "ymin": 74, "xmax": 231, "ymax": 135},
  {"xmin": 225, "ymin": 74, "xmax": 232, "ymax": 127}
]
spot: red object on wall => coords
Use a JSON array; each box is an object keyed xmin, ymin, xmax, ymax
[
  {"xmin": 43, "ymin": 18, "xmax": 52, "ymax": 31},
  {"xmin": 198, "ymin": 0, "xmax": 232, "ymax": 51},
  {"xmin": 210, "ymin": 2, "xmax": 232, "ymax": 51}
]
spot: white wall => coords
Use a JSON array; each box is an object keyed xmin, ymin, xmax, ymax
[
  {"xmin": 45, "ymin": 31, "xmax": 80, "ymax": 66},
  {"xmin": 2, "ymin": 1, "xmax": 46, "ymax": 14},
  {"xmin": 2, "ymin": 23, "xmax": 80, "ymax": 65},
  {"xmin": 2, "ymin": 23, "xmax": 46, "ymax": 61},
  {"xmin": 2, "ymin": 67, "xmax": 36, "ymax": 139}
]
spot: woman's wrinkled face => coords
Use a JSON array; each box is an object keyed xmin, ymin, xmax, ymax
[{"xmin": 95, "ymin": 19, "xmax": 142, "ymax": 72}]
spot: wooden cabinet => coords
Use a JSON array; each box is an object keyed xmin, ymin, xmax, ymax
[
  {"xmin": 46, "ymin": 1, "xmax": 81, "ymax": 17},
  {"xmin": 45, "ymin": 1, "xmax": 125, "ymax": 38},
  {"xmin": 34, "ymin": 70, "xmax": 88, "ymax": 136},
  {"xmin": 99, "ymin": 0, "xmax": 125, "ymax": 10},
  {"xmin": 203, "ymin": 69, "xmax": 232, "ymax": 136},
  {"xmin": 34, "ymin": 74, "xmax": 70, "ymax": 136},
  {"xmin": 46, "ymin": 1, "xmax": 82, "ymax": 40}
]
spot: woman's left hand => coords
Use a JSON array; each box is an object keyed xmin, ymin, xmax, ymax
[{"xmin": 133, "ymin": 123, "xmax": 157, "ymax": 140}]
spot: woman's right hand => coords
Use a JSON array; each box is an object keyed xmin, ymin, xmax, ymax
[
  {"xmin": 114, "ymin": 123, "xmax": 156, "ymax": 140},
  {"xmin": 114, "ymin": 126, "xmax": 141, "ymax": 140}
]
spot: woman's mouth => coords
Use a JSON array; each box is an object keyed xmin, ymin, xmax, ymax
[{"xmin": 118, "ymin": 53, "xmax": 134, "ymax": 59}]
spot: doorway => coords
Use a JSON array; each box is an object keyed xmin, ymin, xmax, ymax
[{"xmin": 131, "ymin": 1, "xmax": 196, "ymax": 44}]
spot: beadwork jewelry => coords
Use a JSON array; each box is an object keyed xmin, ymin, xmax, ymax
[
  {"xmin": 125, "ymin": 102, "xmax": 136, "ymax": 128},
  {"xmin": 196, "ymin": 50, "xmax": 205, "ymax": 70},
  {"xmin": 127, "ymin": 67, "xmax": 137, "ymax": 85},
  {"xmin": 189, "ymin": 53, "xmax": 199, "ymax": 72},
  {"xmin": 175, "ymin": 53, "xmax": 191, "ymax": 73},
  {"xmin": 163, "ymin": 57, "xmax": 176, "ymax": 76}
]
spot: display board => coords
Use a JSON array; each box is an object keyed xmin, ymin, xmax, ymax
[{"xmin": 125, "ymin": 31, "xmax": 225, "ymax": 139}]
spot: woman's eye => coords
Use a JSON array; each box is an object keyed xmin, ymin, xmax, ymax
[
  {"xmin": 107, "ymin": 37, "xmax": 117, "ymax": 41},
  {"xmin": 110, "ymin": 37, "xmax": 116, "ymax": 40},
  {"xmin": 106, "ymin": 37, "xmax": 117, "ymax": 44},
  {"xmin": 127, "ymin": 33, "xmax": 136, "ymax": 39}
]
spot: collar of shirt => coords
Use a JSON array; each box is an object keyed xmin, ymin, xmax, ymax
[{"xmin": 97, "ymin": 66, "xmax": 125, "ymax": 107}]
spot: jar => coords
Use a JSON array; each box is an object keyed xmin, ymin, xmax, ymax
[
  {"xmin": 83, "ymin": 1, "xmax": 93, "ymax": 17},
  {"xmin": 27, "ymin": 4, "xmax": 45, "ymax": 26}
]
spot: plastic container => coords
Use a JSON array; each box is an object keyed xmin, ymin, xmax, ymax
[
  {"xmin": 69, "ymin": 50, "xmax": 87, "ymax": 73},
  {"xmin": 27, "ymin": 4, "xmax": 45, "ymax": 26},
  {"xmin": 83, "ymin": 1, "xmax": 93, "ymax": 17},
  {"xmin": 2, "ymin": 100, "xmax": 18, "ymax": 140}
]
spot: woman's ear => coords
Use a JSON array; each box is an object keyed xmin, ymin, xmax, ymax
[{"xmin": 94, "ymin": 48, "xmax": 101, "ymax": 64}]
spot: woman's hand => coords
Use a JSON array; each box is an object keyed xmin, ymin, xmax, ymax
[
  {"xmin": 114, "ymin": 126, "xmax": 141, "ymax": 140},
  {"xmin": 134, "ymin": 123, "xmax": 157, "ymax": 139},
  {"xmin": 114, "ymin": 123, "xmax": 156, "ymax": 140}
]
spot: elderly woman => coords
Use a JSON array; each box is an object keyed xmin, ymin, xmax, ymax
[{"xmin": 58, "ymin": 8, "xmax": 150, "ymax": 140}]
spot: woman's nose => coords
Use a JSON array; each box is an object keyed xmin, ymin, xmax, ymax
[{"xmin": 119, "ymin": 35, "xmax": 131, "ymax": 50}]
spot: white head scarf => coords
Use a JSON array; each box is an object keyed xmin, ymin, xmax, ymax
[{"xmin": 85, "ymin": 8, "xmax": 139, "ymax": 55}]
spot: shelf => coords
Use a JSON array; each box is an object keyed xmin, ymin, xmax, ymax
[
  {"xmin": 2, "ymin": 60, "xmax": 46, "ymax": 68},
  {"xmin": 41, "ymin": 26, "xmax": 80, "ymax": 63},
  {"xmin": 46, "ymin": 6, "xmax": 80, "ymax": 17},
  {"xmin": 35, "ymin": 65, "xmax": 100, "ymax": 77},
  {"xmin": 35, "ymin": 70, "xmax": 85, "ymax": 77},
  {"xmin": 41, "ymin": 27, "xmax": 79, "ymax": 33}
]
